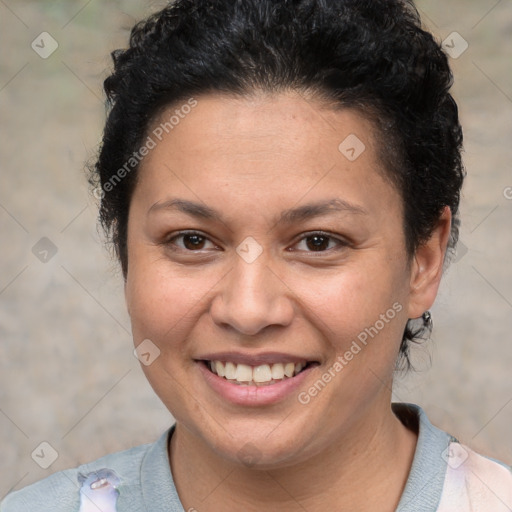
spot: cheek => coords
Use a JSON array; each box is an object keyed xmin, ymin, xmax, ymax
[
  {"xmin": 125, "ymin": 256, "xmax": 207, "ymax": 413},
  {"xmin": 319, "ymin": 261, "xmax": 406, "ymax": 326},
  {"xmin": 125, "ymin": 244, "xmax": 223, "ymax": 368},
  {"xmin": 127, "ymin": 264, "xmax": 200, "ymax": 344},
  {"xmin": 126, "ymin": 248, "xmax": 408, "ymax": 343},
  {"xmin": 306, "ymin": 269, "xmax": 408, "ymax": 405}
]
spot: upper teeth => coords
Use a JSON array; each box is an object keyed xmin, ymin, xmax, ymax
[{"xmin": 209, "ymin": 361, "xmax": 306, "ymax": 384}]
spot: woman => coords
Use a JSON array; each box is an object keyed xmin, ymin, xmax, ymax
[{"xmin": 2, "ymin": 0, "xmax": 510, "ymax": 510}]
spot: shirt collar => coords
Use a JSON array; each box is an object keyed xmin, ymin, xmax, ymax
[
  {"xmin": 394, "ymin": 402, "xmax": 453, "ymax": 511},
  {"xmin": 140, "ymin": 423, "xmax": 183, "ymax": 511}
]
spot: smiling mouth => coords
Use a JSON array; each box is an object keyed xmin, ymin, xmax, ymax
[{"xmin": 201, "ymin": 360, "xmax": 317, "ymax": 386}]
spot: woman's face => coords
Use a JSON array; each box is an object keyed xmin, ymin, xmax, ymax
[{"xmin": 125, "ymin": 91, "xmax": 444, "ymax": 467}]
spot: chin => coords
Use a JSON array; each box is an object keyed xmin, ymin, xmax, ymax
[{"xmin": 194, "ymin": 414, "xmax": 318, "ymax": 469}]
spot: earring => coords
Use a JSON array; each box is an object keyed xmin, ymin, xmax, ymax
[{"xmin": 422, "ymin": 310, "xmax": 433, "ymax": 329}]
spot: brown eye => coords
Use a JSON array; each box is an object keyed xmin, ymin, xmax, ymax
[
  {"xmin": 304, "ymin": 234, "xmax": 330, "ymax": 251},
  {"xmin": 182, "ymin": 234, "xmax": 206, "ymax": 250},
  {"xmin": 293, "ymin": 232, "xmax": 347, "ymax": 253},
  {"xmin": 167, "ymin": 231, "xmax": 216, "ymax": 251}
]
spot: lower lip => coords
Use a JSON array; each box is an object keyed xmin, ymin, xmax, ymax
[{"xmin": 197, "ymin": 361, "xmax": 316, "ymax": 406}]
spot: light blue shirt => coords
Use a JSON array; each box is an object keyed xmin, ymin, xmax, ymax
[{"xmin": 2, "ymin": 403, "xmax": 511, "ymax": 511}]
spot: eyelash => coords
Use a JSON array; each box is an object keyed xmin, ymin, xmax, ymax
[{"xmin": 165, "ymin": 230, "xmax": 349, "ymax": 255}]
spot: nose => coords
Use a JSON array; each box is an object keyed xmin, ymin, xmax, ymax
[{"xmin": 210, "ymin": 255, "xmax": 295, "ymax": 336}]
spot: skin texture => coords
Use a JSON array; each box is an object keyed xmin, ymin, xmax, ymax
[{"xmin": 124, "ymin": 91, "xmax": 451, "ymax": 511}]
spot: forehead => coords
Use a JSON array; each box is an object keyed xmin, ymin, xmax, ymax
[
  {"xmin": 135, "ymin": 91, "xmax": 400, "ymax": 220},
  {"xmin": 147, "ymin": 91, "xmax": 377, "ymax": 168}
]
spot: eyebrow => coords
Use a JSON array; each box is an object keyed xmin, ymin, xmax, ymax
[{"xmin": 148, "ymin": 197, "xmax": 368, "ymax": 225}]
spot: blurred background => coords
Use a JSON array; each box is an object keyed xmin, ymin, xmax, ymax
[{"xmin": 0, "ymin": 0, "xmax": 511, "ymax": 497}]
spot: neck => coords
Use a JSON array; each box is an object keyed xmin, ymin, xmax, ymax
[{"xmin": 169, "ymin": 400, "xmax": 418, "ymax": 511}]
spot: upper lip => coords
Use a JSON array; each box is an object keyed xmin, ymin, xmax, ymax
[{"xmin": 195, "ymin": 351, "xmax": 319, "ymax": 366}]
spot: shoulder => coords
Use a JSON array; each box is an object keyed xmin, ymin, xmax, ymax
[
  {"xmin": 393, "ymin": 402, "xmax": 512, "ymax": 512},
  {"xmin": 0, "ymin": 442, "xmax": 152, "ymax": 512},
  {"xmin": 438, "ymin": 441, "xmax": 512, "ymax": 512}
]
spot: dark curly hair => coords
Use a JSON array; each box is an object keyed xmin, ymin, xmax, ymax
[{"xmin": 89, "ymin": 0, "xmax": 465, "ymax": 370}]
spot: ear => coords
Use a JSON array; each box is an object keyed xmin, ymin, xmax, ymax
[{"xmin": 407, "ymin": 206, "xmax": 452, "ymax": 319}]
